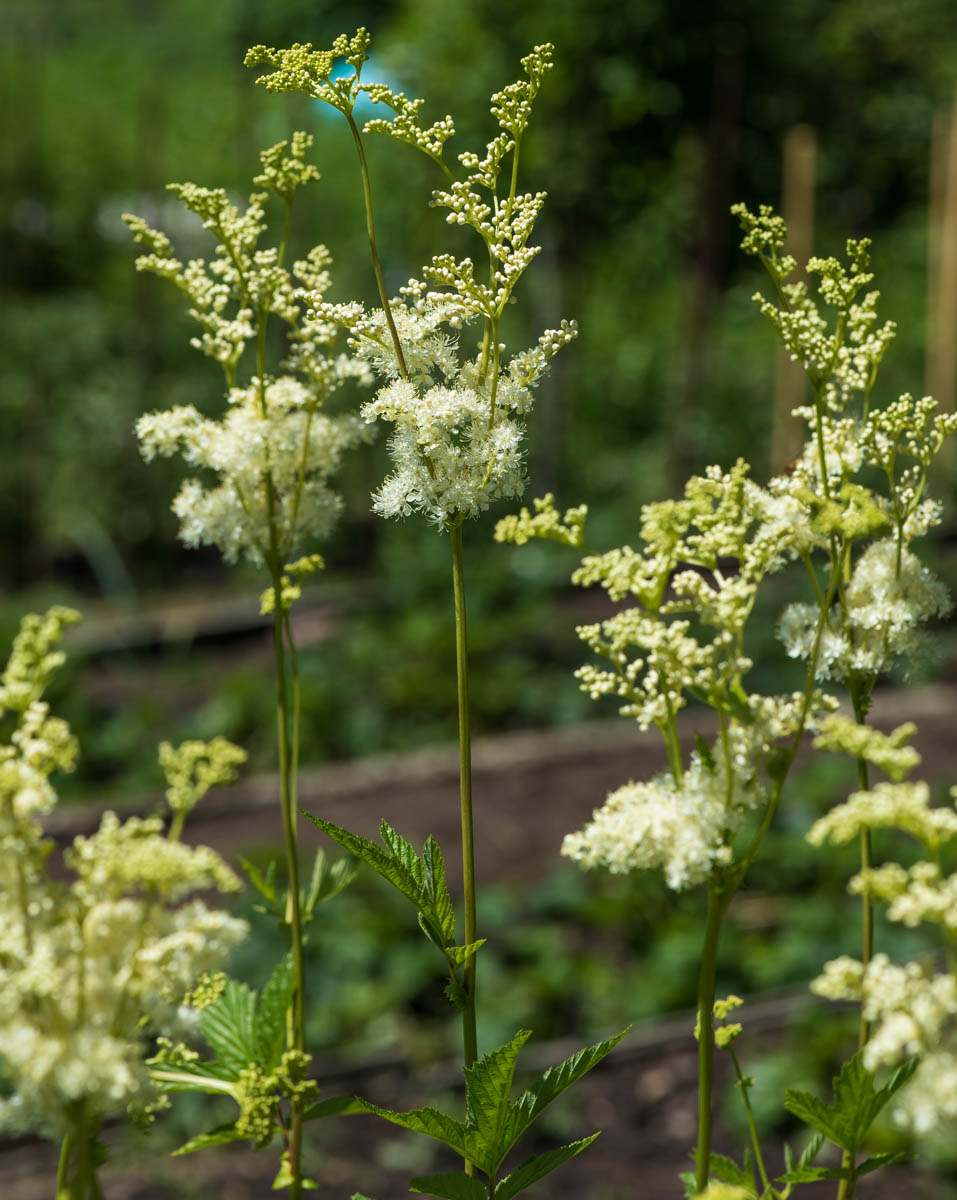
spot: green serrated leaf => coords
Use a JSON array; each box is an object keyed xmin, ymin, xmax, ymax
[
  {"xmin": 832, "ymin": 1053, "xmax": 876, "ymax": 1147},
  {"xmin": 777, "ymin": 1164, "xmax": 851, "ymax": 1184},
  {"xmin": 199, "ymin": 979, "xmax": 258, "ymax": 1074},
  {"xmin": 709, "ymin": 1151, "xmax": 755, "ymax": 1189},
  {"xmin": 302, "ymin": 814, "xmax": 407, "ymax": 891},
  {"xmin": 694, "ymin": 732, "xmax": 716, "ymax": 772},
  {"xmin": 379, "ymin": 820, "xmax": 426, "ymax": 888},
  {"xmin": 272, "ymin": 1155, "xmax": 319, "ymax": 1190},
  {"xmin": 505, "ymin": 1028, "xmax": 628, "ymax": 1147},
  {"xmin": 239, "ymin": 855, "xmax": 277, "ymax": 903},
  {"xmin": 787, "ymin": 1053, "xmax": 919, "ymax": 1155},
  {"xmin": 494, "ymin": 1134, "xmax": 600, "ymax": 1200},
  {"xmin": 679, "ymin": 1170, "xmax": 698, "ymax": 1199},
  {"xmin": 777, "ymin": 1150, "xmax": 910, "ymax": 1183},
  {"xmin": 785, "ymin": 1087, "xmax": 847, "ymax": 1149},
  {"xmin": 872, "ymin": 1057, "xmax": 921, "ymax": 1125},
  {"xmin": 446, "ymin": 940, "xmax": 486, "ymax": 967},
  {"xmin": 464, "ymin": 1030, "xmax": 533, "ymax": 1174},
  {"xmin": 357, "ymin": 1100, "xmax": 480, "ymax": 1165},
  {"xmin": 256, "ymin": 955, "xmax": 294, "ymax": 1071},
  {"xmin": 418, "ymin": 910, "xmax": 449, "ymax": 952},
  {"xmin": 856, "ymin": 1150, "xmax": 911, "ymax": 1176},
  {"xmin": 797, "ymin": 1130, "xmax": 825, "ymax": 1169},
  {"xmin": 303, "ymin": 814, "xmax": 438, "ymax": 930},
  {"xmin": 304, "ymin": 849, "xmax": 357, "ymax": 917},
  {"xmin": 444, "ymin": 975, "xmax": 468, "ymax": 1012},
  {"xmin": 409, "ymin": 1172, "xmax": 487, "ymax": 1200},
  {"xmin": 422, "ymin": 835, "xmax": 455, "ymax": 943},
  {"xmin": 301, "ymin": 1094, "xmax": 366, "ymax": 1121},
  {"xmin": 172, "ymin": 1124, "xmax": 246, "ymax": 1156}
]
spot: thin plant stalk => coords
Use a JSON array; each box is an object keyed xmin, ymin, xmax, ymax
[
  {"xmin": 695, "ymin": 881, "xmax": 728, "ymax": 1194},
  {"xmin": 252, "ymin": 268, "xmax": 307, "ymax": 1192},
  {"xmin": 56, "ymin": 1128, "xmax": 73, "ymax": 1197},
  {"xmin": 344, "ymin": 110, "xmax": 409, "ymax": 381},
  {"xmin": 834, "ymin": 693, "xmax": 874, "ymax": 1200},
  {"xmin": 694, "ymin": 555, "xmax": 840, "ymax": 1194},
  {"xmin": 272, "ymin": 585, "xmax": 306, "ymax": 1199},
  {"xmin": 450, "ymin": 520, "xmax": 480, "ymax": 1174},
  {"xmin": 728, "ymin": 1046, "xmax": 772, "ymax": 1196},
  {"xmin": 340, "ymin": 90, "xmax": 481, "ymax": 1099}
]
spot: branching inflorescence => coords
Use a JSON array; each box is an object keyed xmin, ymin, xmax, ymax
[
  {"xmin": 246, "ymin": 31, "xmax": 577, "ymax": 528},
  {"xmin": 498, "ymin": 207, "xmax": 957, "ymax": 1196},
  {"xmin": 0, "ymin": 611, "xmax": 247, "ymax": 1196}
]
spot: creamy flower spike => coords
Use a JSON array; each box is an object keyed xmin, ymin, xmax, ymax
[
  {"xmin": 346, "ymin": 312, "xmax": 575, "ymax": 524},
  {"xmin": 562, "ymin": 761, "xmax": 737, "ymax": 892},
  {"xmin": 0, "ymin": 613, "xmax": 248, "ymax": 1139},
  {"xmin": 779, "ymin": 539, "xmax": 951, "ymax": 682},
  {"xmin": 253, "ymin": 33, "xmax": 577, "ymax": 527},
  {"xmin": 127, "ymin": 133, "xmax": 373, "ymax": 567},
  {"xmin": 137, "ymin": 378, "xmax": 370, "ymax": 565}
]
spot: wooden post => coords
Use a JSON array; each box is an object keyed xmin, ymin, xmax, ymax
[
  {"xmin": 927, "ymin": 95, "xmax": 957, "ymax": 479},
  {"xmin": 669, "ymin": 49, "xmax": 744, "ymax": 490},
  {"xmin": 770, "ymin": 124, "xmax": 816, "ymax": 476}
]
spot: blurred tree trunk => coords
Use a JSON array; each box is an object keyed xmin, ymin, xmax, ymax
[
  {"xmin": 927, "ymin": 96, "xmax": 957, "ymax": 482},
  {"xmin": 669, "ymin": 47, "xmax": 744, "ymax": 489},
  {"xmin": 770, "ymin": 124, "xmax": 816, "ymax": 476}
]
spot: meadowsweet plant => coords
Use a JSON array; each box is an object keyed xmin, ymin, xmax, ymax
[
  {"xmin": 808, "ymin": 750, "xmax": 957, "ymax": 1140},
  {"xmin": 245, "ymin": 31, "xmax": 619, "ymax": 1199},
  {"xmin": 126, "ymin": 134, "xmax": 371, "ymax": 1193},
  {"xmin": 497, "ymin": 209, "xmax": 957, "ymax": 1196},
  {"xmin": 0, "ymin": 609, "xmax": 248, "ymax": 1199}
]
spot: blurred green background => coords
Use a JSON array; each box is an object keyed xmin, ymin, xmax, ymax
[{"xmin": 6, "ymin": 0, "xmax": 957, "ymax": 797}]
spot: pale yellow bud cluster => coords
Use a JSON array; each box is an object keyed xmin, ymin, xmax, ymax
[{"xmin": 494, "ymin": 494, "xmax": 587, "ymax": 547}]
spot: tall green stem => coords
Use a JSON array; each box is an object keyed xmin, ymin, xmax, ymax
[
  {"xmin": 835, "ymin": 692, "xmax": 874, "ymax": 1200},
  {"xmin": 849, "ymin": 686, "xmax": 873, "ymax": 1048},
  {"xmin": 729, "ymin": 1045, "xmax": 772, "ymax": 1196},
  {"xmin": 272, "ymin": 588, "xmax": 305, "ymax": 1199},
  {"xmin": 56, "ymin": 1129, "xmax": 73, "ymax": 1196},
  {"xmin": 450, "ymin": 521, "xmax": 479, "ymax": 1171},
  {"xmin": 695, "ymin": 881, "xmax": 727, "ymax": 1194}
]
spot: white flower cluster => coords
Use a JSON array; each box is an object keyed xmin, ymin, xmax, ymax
[
  {"xmin": 246, "ymin": 30, "xmax": 372, "ymax": 117},
  {"xmin": 810, "ymin": 766, "xmax": 957, "ymax": 1135},
  {"xmin": 562, "ymin": 729, "xmax": 769, "ymax": 891},
  {"xmin": 812, "ymin": 953, "xmax": 957, "ymax": 1135},
  {"xmin": 779, "ymin": 539, "xmax": 951, "ymax": 681},
  {"xmin": 263, "ymin": 33, "xmax": 572, "ymax": 527},
  {"xmin": 850, "ymin": 861, "xmax": 957, "ymax": 933},
  {"xmin": 129, "ymin": 135, "xmax": 373, "ymax": 568},
  {"xmin": 562, "ymin": 765, "xmax": 730, "ymax": 891},
  {"xmin": 137, "ymin": 377, "xmax": 371, "ymax": 565},
  {"xmin": 318, "ymin": 284, "xmax": 576, "ymax": 524},
  {"xmin": 0, "ymin": 612, "xmax": 248, "ymax": 1139},
  {"xmin": 734, "ymin": 205, "xmax": 888, "ymax": 411},
  {"xmin": 557, "ymin": 459, "xmax": 850, "ymax": 890}
]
